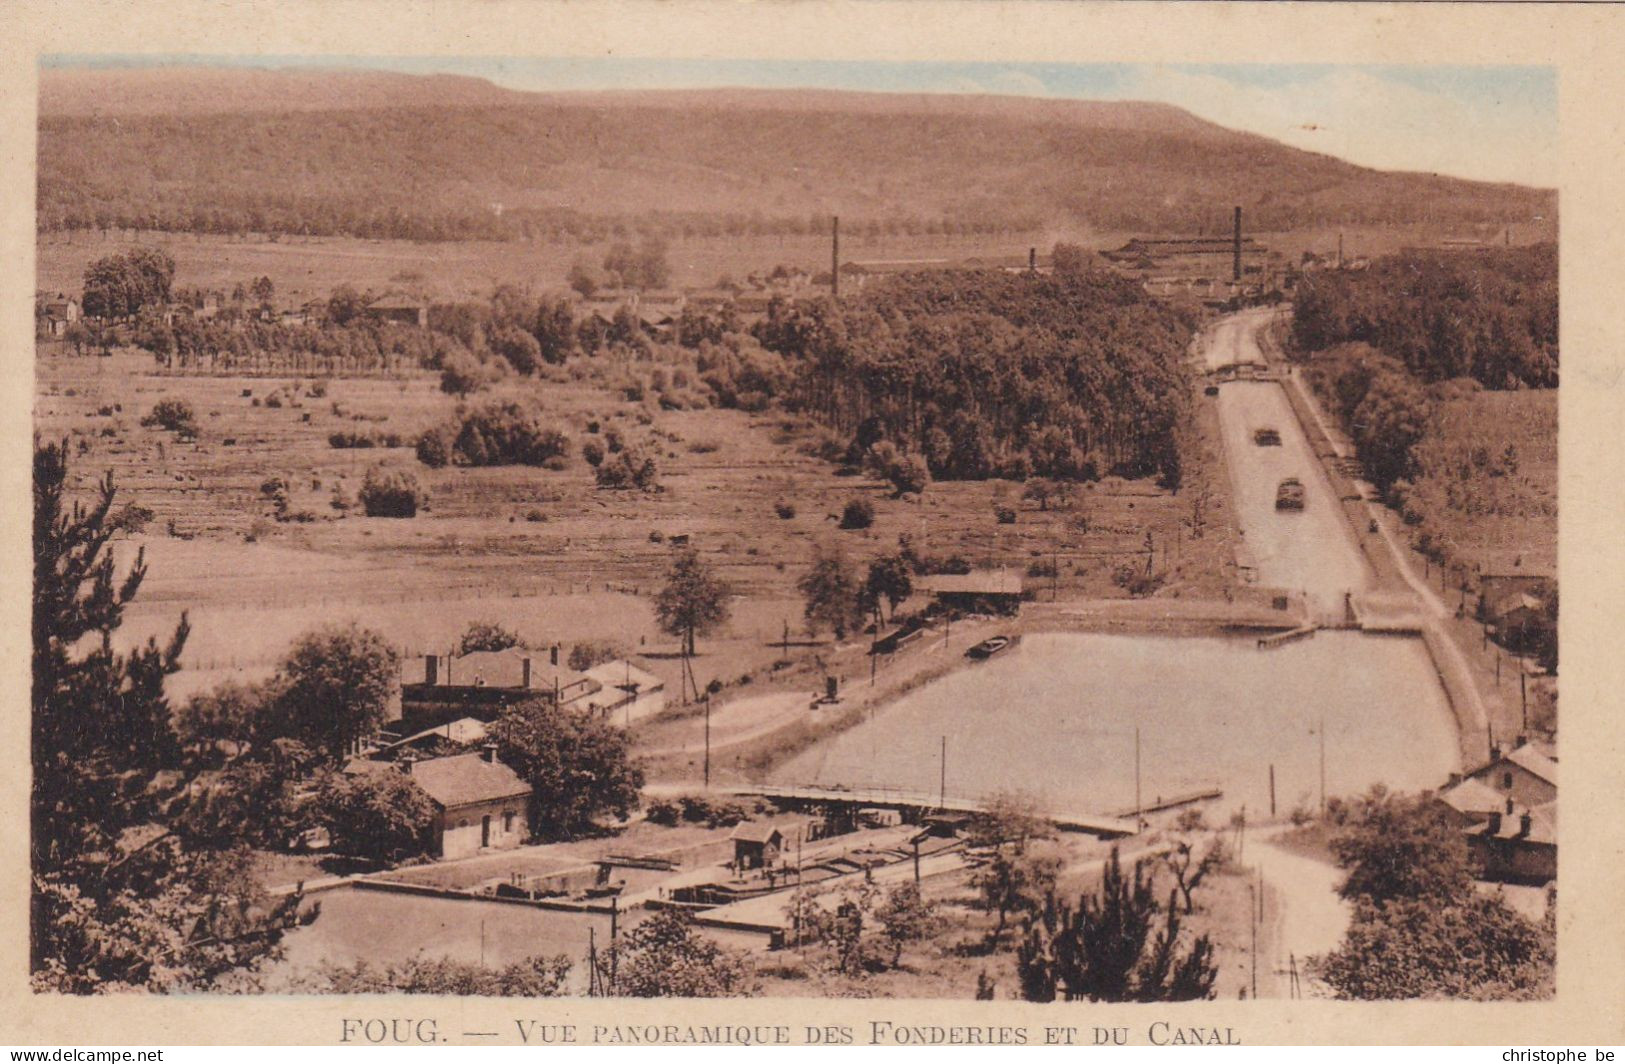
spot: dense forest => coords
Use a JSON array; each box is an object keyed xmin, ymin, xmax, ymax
[
  {"xmin": 755, "ymin": 266, "xmax": 1196, "ymax": 484},
  {"xmin": 38, "ymin": 72, "xmax": 1554, "ymax": 243},
  {"xmin": 1291, "ymin": 244, "xmax": 1558, "ymax": 390}
]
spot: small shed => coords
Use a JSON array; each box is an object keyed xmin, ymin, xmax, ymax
[
  {"xmin": 730, "ymin": 823, "xmax": 785, "ymax": 871},
  {"xmin": 915, "ymin": 572, "xmax": 1025, "ymax": 615},
  {"xmin": 364, "ymin": 294, "xmax": 428, "ymax": 327}
]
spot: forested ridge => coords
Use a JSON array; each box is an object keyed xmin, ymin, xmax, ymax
[{"xmin": 38, "ymin": 77, "xmax": 1554, "ymax": 243}]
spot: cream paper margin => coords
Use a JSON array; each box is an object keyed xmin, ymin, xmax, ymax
[{"xmin": 0, "ymin": 0, "xmax": 1620, "ymax": 1047}]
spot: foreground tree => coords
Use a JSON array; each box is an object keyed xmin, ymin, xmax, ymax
[
  {"xmin": 32, "ymin": 440, "xmax": 301, "ymax": 992},
  {"xmin": 313, "ymin": 769, "xmax": 436, "ymax": 863},
  {"xmin": 605, "ymin": 907, "xmax": 756, "ymax": 997},
  {"xmin": 1015, "ymin": 847, "xmax": 1218, "ymax": 1003},
  {"xmin": 272, "ymin": 623, "xmax": 400, "ymax": 763},
  {"xmin": 653, "ymin": 546, "xmax": 732, "ymax": 657},
  {"xmin": 1318, "ymin": 788, "xmax": 1555, "ymax": 1000},
  {"xmin": 488, "ymin": 699, "xmax": 644, "ymax": 839},
  {"xmin": 316, "ymin": 954, "xmax": 572, "ymax": 996}
]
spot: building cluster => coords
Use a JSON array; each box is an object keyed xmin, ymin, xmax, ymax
[
  {"xmin": 1435, "ymin": 738, "xmax": 1557, "ymax": 885},
  {"xmin": 339, "ymin": 645, "xmax": 665, "ymax": 860}
]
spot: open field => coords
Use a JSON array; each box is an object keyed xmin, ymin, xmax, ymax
[
  {"xmin": 37, "ymin": 229, "xmax": 1049, "ymax": 305},
  {"xmin": 1405, "ymin": 388, "xmax": 1557, "ymax": 576},
  {"xmin": 37, "ymin": 345, "xmax": 1231, "ymax": 734},
  {"xmin": 35, "ymin": 223, "xmax": 1556, "ymax": 308}
]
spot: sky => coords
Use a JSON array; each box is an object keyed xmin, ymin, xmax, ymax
[{"xmin": 45, "ymin": 56, "xmax": 1558, "ymax": 186}]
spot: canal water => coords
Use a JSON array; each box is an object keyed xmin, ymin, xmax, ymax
[{"xmin": 773, "ymin": 630, "xmax": 1459, "ymax": 819}]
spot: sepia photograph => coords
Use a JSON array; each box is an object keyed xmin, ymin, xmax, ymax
[{"xmin": 26, "ymin": 39, "xmax": 1573, "ymax": 1020}]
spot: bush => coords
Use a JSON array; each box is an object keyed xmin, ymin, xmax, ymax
[
  {"xmin": 442, "ymin": 400, "xmax": 572, "ymax": 467},
  {"xmin": 359, "ymin": 465, "xmax": 429, "ymax": 518},
  {"xmin": 315, "ymin": 770, "xmax": 434, "ymax": 863},
  {"xmin": 439, "ymin": 351, "xmax": 488, "ymax": 397},
  {"xmin": 567, "ymin": 640, "xmax": 626, "ymax": 672},
  {"xmin": 645, "ymin": 799, "xmax": 681, "ymax": 827},
  {"xmin": 595, "ymin": 448, "xmax": 660, "ymax": 491},
  {"xmin": 581, "ymin": 439, "xmax": 606, "ymax": 467},
  {"xmin": 839, "ymin": 497, "xmax": 875, "ymax": 530},
  {"xmin": 415, "ymin": 427, "xmax": 451, "ymax": 468},
  {"xmin": 994, "ymin": 505, "xmax": 1017, "ymax": 525},
  {"xmin": 140, "ymin": 398, "xmax": 197, "ymax": 437},
  {"xmin": 774, "ymin": 500, "xmax": 796, "ymax": 519}
]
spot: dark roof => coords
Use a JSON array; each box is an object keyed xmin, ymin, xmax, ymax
[
  {"xmin": 729, "ymin": 823, "xmax": 784, "ymax": 845},
  {"xmin": 915, "ymin": 572, "xmax": 1024, "ymax": 596},
  {"xmin": 367, "ymin": 295, "xmax": 426, "ymax": 311},
  {"xmin": 408, "ymin": 752, "xmax": 531, "ymax": 809}
]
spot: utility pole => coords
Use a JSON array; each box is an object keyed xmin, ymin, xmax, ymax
[
  {"xmin": 1134, "ymin": 726, "xmax": 1142, "ymax": 822},
  {"xmin": 1520, "ymin": 670, "xmax": 1528, "ymax": 732},
  {"xmin": 703, "ymin": 694, "xmax": 712, "ymax": 789},
  {"xmin": 1318, "ymin": 713, "xmax": 1327, "ymax": 815},
  {"xmin": 913, "ymin": 837, "xmax": 921, "ymax": 885},
  {"xmin": 1269, "ymin": 763, "xmax": 1276, "ymax": 819},
  {"xmin": 831, "ymin": 216, "xmax": 840, "ymax": 300},
  {"xmin": 939, "ymin": 736, "xmax": 947, "ymax": 811},
  {"xmin": 783, "ymin": 618, "xmax": 790, "ymax": 660},
  {"xmin": 1248, "ymin": 882, "xmax": 1258, "ymax": 998}
]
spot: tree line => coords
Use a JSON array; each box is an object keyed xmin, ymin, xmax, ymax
[
  {"xmin": 1292, "ymin": 244, "xmax": 1558, "ymax": 390},
  {"xmin": 754, "ymin": 263, "xmax": 1196, "ymax": 486}
]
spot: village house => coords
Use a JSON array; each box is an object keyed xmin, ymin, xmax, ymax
[
  {"xmin": 1464, "ymin": 799, "xmax": 1557, "ymax": 885},
  {"xmin": 364, "ymin": 294, "xmax": 428, "ymax": 327},
  {"xmin": 1436, "ymin": 740, "xmax": 1557, "ymax": 884},
  {"xmin": 404, "ymin": 746, "xmax": 532, "ymax": 859},
  {"xmin": 42, "ymin": 295, "xmax": 81, "ymax": 338},
  {"xmin": 374, "ymin": 716, "xmax": 489, "ymax": 759},
  {"xmin": 579, "ymin": 659, "xmax": 666, "ymax": 725},
  {"xmin": 399, "ymin": 645, "xmax": 601, "ymax": 731},
  {"xmin": 730, "ymin": 823, "xmax": 785, "ymax": 871},
  {"xmin": 1438, "ymin": 740, "xmax": 1557, "ymax": 816}
]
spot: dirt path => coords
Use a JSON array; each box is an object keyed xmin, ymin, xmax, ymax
[
  {"xmin": 1252, "ymin": 832, "xmax": 1349, "ymax": 998},
  {"xmin": 637, "ymin": 690, "xmax": 814, "ymax": 758}
]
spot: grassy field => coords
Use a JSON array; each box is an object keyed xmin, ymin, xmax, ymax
[
  {"xmin": 36, "ymin": 229, "xmax": 1050, "ymax": 306},
  {"xmin": 33, "ymin": 223, "xmax": 1550, "ymax": 307},
  {"xmin": 1405, "ymin": 388, "xmax": 1557, "ymax": 576},
  {"xmin": 38, "ymin": 342, "xmax": 1230, "ymax": 745}
]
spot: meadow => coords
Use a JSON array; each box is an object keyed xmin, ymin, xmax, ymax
[{"xmin": 37, "ymin": 339, "xmax": 1234, "ymax": 723}]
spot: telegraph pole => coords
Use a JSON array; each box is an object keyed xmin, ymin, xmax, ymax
[
  {"xmin": 703, "ymin": 694, "xmax": 712, "ymax": 789},
  {"xmin": 1134, "ymin": 726, "xmax": 1142, "ymax": 822},
  {"xmin": 1318, "ymin": 713, "xmax": 1327, "ymax": 815},
  {"xmin": 1269, "ymin": 763, "xmax": 1276, "ymax": 819},
  {"xmin": 939, "ymin": 736, "xmax": 947, "ymax": 811}
]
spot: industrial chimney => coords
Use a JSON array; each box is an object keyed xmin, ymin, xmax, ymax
[
  {"xmin": 832, "ymin": 216, "xmax": 841, "ymax": 300},
  {"xmin": 1232, "ymin": 206, "xmax": 1243, "ymax": 282}
]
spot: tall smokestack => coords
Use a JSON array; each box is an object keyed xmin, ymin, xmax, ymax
[
  {"xmin": 832, "ymin": 216, "xmax": 840, "ymax": 300},
  {"xmin": 1233, "ymin": 206, "xmax": 1243, "ymax": 283}
]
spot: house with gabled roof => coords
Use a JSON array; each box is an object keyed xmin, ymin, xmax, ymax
[{"xmin": 403, "ymin": 746, "xmax": 532, "ymax": 859}]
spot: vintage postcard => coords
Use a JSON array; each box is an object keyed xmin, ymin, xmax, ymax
[{"xmin": 4, "ymin": 0, "xmax": 1623, "ymax": 1049}]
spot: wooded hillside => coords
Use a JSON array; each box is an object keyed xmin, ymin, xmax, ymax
[{"xmin": 38, "ymin": 69, "xmax": 1555, "ymax": 243}]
